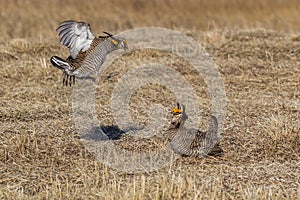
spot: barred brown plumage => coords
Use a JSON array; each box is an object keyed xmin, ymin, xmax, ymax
[
  {"xmin": 167, "ymin": 103, "xmax": 223, "ymax": 157},
  {"xmin": 50, "ymin": 20, "xmax": 128, "ymax": 86}
]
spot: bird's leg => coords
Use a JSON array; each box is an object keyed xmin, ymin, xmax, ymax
[
  {"xmin": 62, "ymin": 73, "xmax": 66, "ymax": 86},
  {"xmin": 69, "ymin": 75, "xmax": 73, "ymax": 86},
  {"xmin": 64, "ymin": 68, "xmax": 76, "ymax": 76},
  {"xmin": 63, "ymin": 69, "xmax": 77, "ymax": 86},
  {"xmin": 62, "ymin": 72, "xmax": 69, "ymax": 86}
]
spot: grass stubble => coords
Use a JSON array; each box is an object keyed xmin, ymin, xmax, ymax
[{"xmin": 0, "ymin": 0, "xmax": 299, "ymax": 199}]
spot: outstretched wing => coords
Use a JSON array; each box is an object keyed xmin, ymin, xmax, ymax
[{"xmin": 56, "ymin": 20, "xmax": 95, "ymax": 59}]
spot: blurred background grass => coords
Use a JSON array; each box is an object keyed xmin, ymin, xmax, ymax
[{"xmin": 0, "ymin": 0, "xmax": 299, "ymax": 40}]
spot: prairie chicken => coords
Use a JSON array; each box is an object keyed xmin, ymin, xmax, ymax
[
  {"xmin": 167, "ymin": 103, "xmax": 223, "ymax": 157},
  {"xmin": 50, "ymin": 20, "xmax": 128, "ymax": 86}
]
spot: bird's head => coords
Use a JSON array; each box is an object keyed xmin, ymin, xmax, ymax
[
  {"xmin": 113, "ymin": 36, "xmax": 128, "ymax": 51},
  {"xmin": 170, "ymin": 103, "xmax": 188, "ymax": 129},
  {"xmin": 102, "ymin": 31, "xmax": 128, "ymax": 51}
]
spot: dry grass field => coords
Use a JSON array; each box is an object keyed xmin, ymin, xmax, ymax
[{"xmin": 0, "ymin": 0, "xmax": 299, "ymax": 199}]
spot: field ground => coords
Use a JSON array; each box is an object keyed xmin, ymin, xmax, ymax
[{"xmin": 0, "ymin": 0, "xmax": 299, "ymax": 199}]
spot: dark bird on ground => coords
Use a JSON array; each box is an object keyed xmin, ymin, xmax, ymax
[{"xmin": 167, "ymin": 103, "xmax": 223, "ymax": 157}]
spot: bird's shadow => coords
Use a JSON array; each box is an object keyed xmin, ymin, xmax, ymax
[{"xmin": 80, "ymin": 125, "xmax": 125, "ymax": 141}]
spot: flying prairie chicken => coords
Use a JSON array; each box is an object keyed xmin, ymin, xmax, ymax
[
  {"xmin": 50, "ymin": 20, "xmax": 128, "ymax": 86},
  {"xmin": 167, "ymin": 103, "xmax": 223, "ymax": 157}
]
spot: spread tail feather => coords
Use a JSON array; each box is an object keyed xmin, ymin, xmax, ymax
[
  {"xmin": 50, "ymin": 56, "xmax": 75, "ymax": 87},
  {"xmin": 50, "ymin": 56, "xmax": 71, "ymax": 70}
]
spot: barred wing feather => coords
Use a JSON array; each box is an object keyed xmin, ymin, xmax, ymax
[{"xmin": 56, "ymin": 20, "xmax": 95, "ymax": 59}]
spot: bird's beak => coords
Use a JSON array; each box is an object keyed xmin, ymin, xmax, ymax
[{"xmin": 122, "ymin": 40, "xmax": 128, "ymax": 51}]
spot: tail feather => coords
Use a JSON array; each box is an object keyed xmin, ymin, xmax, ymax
[
  {"xmin": 51, "ymin": 56, "xmax": 76, "ymax": 87},
  {"xmin": 207, "ymin": 115, "xmax": 222, "ymax": 156},
  {"xmin": 208, "ymin": 115, "xmax": 218, "ymax": 134},
  {"xmin": 208, "ymin": 143, "xmax": 223, "ymax": 156},
  {"xmin": 50, "ymin": 56, "xmax": 71, "ymax": 70}
]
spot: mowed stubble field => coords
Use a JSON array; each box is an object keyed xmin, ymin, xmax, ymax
[{"xmin": 0, "ymin": 0, "xmax": 299, "ymax": 199}]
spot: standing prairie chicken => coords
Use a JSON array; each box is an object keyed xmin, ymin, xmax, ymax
[
  {"xmin": 50, "ymin": 20, "xmax": 128, "ymax": 86},
  {"xmin": 167, "ymin": 103, "xmax": 223, "ymax": 157}
]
